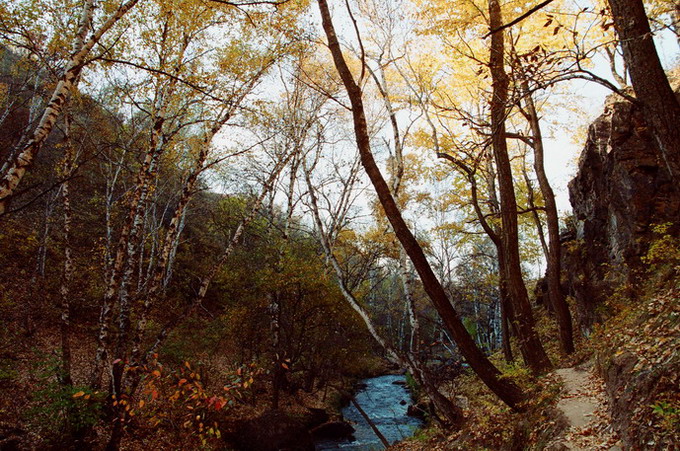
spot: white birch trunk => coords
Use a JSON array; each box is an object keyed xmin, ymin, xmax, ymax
[
  {"xmin": 59, "ymin": 114, "xmax": 77, "ymax": 385},
  {"xmin": 142, "ymin": 151, "xmax": 292, "ymax": 361},
  {"xmin": 0, "ymin": 0, "xmax": 142, "ymax": 215}
]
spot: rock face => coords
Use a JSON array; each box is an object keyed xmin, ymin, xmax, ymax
[
  {"xmin": 561, "ymin": 93, "xmax": 680, "ymax": 333},
  {"xmin": 560, "ymin": 92, "xmax": 680, "ymax": 451}
]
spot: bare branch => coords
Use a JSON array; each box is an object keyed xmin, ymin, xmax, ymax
[{"xmin": 484, "ymin": 0, "xmax": 555, "ymax": 38}]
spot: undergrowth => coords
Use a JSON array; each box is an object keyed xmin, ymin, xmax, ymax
[
  {"xmin": 399, "ymin": 353, "xmax": 566, "ymax": 451},
  {"xmin": 590, "ymin": 225, "xmax": 680, "ymax": 448},
  {"xmin": 593, "ymin": 285, "xmax": 679, "ymax": 448}
]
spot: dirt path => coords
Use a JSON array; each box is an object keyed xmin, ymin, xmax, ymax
[{"xmin": 547, "ymin": 366, "xmax": 623, "ymax": 451}]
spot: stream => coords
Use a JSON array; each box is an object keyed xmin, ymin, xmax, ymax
[{"xmin": 315, "ymin": 374, "xmax": 423, "ymax": 450}]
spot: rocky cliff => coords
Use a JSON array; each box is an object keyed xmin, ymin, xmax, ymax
[
  {"xmin": 560, "ymin": 92, "xmax": 680, "ymax": 333},
  {"xmin": 560, "ymin": 92, "xmax": 680, "ymax": 449}
]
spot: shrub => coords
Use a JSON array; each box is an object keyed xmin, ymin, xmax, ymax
[{"xmin": 27, "ymin": 354, "xmax": 103, "ymax": 441}]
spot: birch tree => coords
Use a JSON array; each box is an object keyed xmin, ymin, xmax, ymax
[{"xmin": 0, "ymin": 0, "xmax": 143, "ymax": 215}]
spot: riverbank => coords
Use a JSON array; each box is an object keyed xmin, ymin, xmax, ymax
[{"xmin": 215, "ymin": 360, "xmax": 398, "ymax": 450}]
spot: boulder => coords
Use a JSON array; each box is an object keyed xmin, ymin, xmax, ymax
[
  {"xmin": 302, "ymin": 408, "xmax": 329, "ymax": 430},
  {"xmin": 309, "ymin": 421, "xmax": 355, "ymax": 440},
  {"xmin": 223, "ymin": 409, "xmax": 315, "ymax": 451},
  {"xmin": 0, "ymin": 425, "xmax": 23, "ymax": 451},
  {"xmin": 406, "ymin": 402, "xmax": 427, "ymax": 419}
]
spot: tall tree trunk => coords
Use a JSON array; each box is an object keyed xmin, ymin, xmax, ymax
[
  {"xmin": 500, "ymin": 289, "xmax": 513, "ymax": 362},
  {"xmin": 607, "ymin": 0, "xmax": 680, "ymax": 183},
  {"xmin": 521, "ymin": 83, "xmax": 574, "ymax": 354},
  {"xmin": 270, "ymin": 290, "xmax": 283, "ymax": 410},
  {"xmin": 59, "ymin": 115, "xmax": 76, "ymax": 387},
  {"xmin": 92, "ymin": 47, "xmax": 185, "ymax": 385},
  {"xmin": 400, "ymin": 253, "xmax": 419, "ymax": 356},
  {"xmin": 130, "ymin": 126, "xmax": 216, "ymax": 363},
  {"xmin": 129, "ymin": 84, "xmax": 254, "ymax": 363},
  {"xmin": 140, "ymin": 149, "xmax": 293, "ymax": 362},
  {"xmin": 317, "ymin": 0, "xmax": 525, "ymax": 409},
  {"xmin": 111, "ymin": 143, "xmax": 161, "ymax": 395},
  {"xmin": 26, "ymin": 190, "xmax": 59, "ymax": 335},
  {"xmin": 487, "ymin": 0, "xmax": 552, "ymax": 374},
  {"xmin": 521, "ymin": 161, "xmax": 549, "ymax": 261},
  {"xmin": 103, "ymin": 145, "xmax": 129, "ymax": 284},
  {"xmin": 91, "ymin": 134, "xmax": 162, "ymax": 389},
  {"xmin": 270, "ymin": 147, "xmax": 302, "ymax": 410},
  {"xmin": 108, "ymin": 150, "xmax": 291, "ymax": 451}
]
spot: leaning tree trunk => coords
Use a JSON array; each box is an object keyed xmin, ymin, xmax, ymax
[
  {"xmin": 304, "ymin": 158, "xmax": 464, "ymax": 425},
  {"xmin": 487, "ymin": 0, "xmax": 552, "ymax": 374},
  {"xmin": 376, "ymin": 54, "xmax": 460, "ymax": 421},
  {"xmin": 317, "ymin": 0, "xmax": 525, "ymax": 410},
  {"xmin": 607, "ymin": 0, "xmax": 680, "ymax": 183}
]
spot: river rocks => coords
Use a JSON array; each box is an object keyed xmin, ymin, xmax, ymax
[
  {"xmin": 406, "ymin": 401, "xmax": 428, "ymax": 419},
  {"xmin": 561, "ymin": 92, "xmax": 680, "ymax": 333},
  {"xmin": 304, "ymin": 408, "xmax": 330, "ymax": 429},
  {"xmin": 310, "ymin": 421, "xmax": 355, "ymax": 440},
  {"xmin": 222, "ymin": 409, "xmax": 319, "ymax": 451}
]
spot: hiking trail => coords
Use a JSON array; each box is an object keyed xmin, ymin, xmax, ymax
[{"xmin": 547, "ymin": 366, "xmax": 623, "ymax": 451}]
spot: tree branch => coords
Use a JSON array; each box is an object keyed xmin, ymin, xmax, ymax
[{"xmin": 484, "ymin": 0, "xmax": 555, "ymax": 38}]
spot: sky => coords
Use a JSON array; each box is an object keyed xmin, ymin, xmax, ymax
[{"xmin": 210, "ymin": 0, "xmax": 679, "ymax": 229}]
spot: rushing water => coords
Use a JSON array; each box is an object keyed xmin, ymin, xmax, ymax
[{"xmin": 315, "ymin": 374, "xmax": 423, "ymax": 450}]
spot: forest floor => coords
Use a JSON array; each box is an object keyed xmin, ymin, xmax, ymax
[
  {"xmin": 388, "ymin": 362, "xmax": 625, "ymax": 451},
  {"xmin": 544, "ymin": 365, "xmax": 622, "ymax": 451}
]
